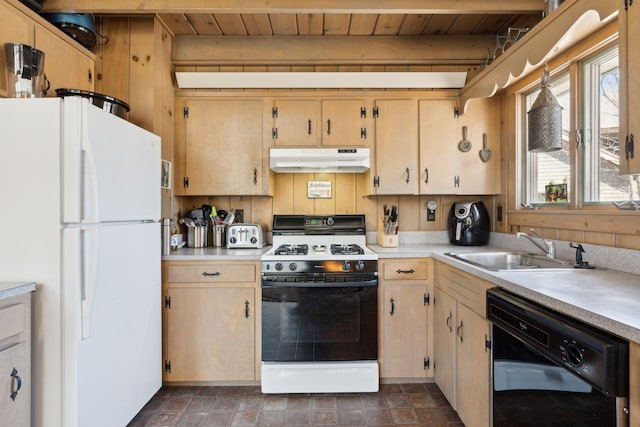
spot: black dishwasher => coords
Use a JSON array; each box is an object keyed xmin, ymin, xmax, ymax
[{"xmin": 487, "ymin": 288, "xmax": 629, "ymax": 427}]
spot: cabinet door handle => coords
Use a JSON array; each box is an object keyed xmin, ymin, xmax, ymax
[
  {"xmin": 389, "ymin": 298, "xmax": 395, "ymax": 316},
  {"xmin": 244, "ymin": 300, "xmax": 250, "ymax": 318},
  {"xmin": 446, "ymin": 312, "xmax": 453, "ymax": 332},
  {"xmin": 202, "ymin": 271, "xmax": 221, "ymax": 277},
  {"xmin": 396, "ymin": 269, "xmax": 415, "ymax": 274},
  {"xmin": 253, "ymin": 168, "xmax": 258, "ymax": 185},
  {"xmin": 308, "ymin": 119, "xmax": 312, "ymax": 135},
  {"xmin": 424, "ymin": 168, "xmax": 429, "ymax": 184},
  {"xmin": 10, "ymin": 367, "xmax": 22, "ymax": 401},
  {"xmin": 405, "ymin": 167, "xmax": 410, "ymax": 184},
  {"xmin": 326, "ymin": 119, "xmax": 332, "ymax": 135},
  {"xmin": 456, "ymin": 320, "xmax": 464, "ymax": 342}
]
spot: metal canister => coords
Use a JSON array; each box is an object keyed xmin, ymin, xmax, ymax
[{"xmin": 162, "ymin": 218, "xmax": 171, "ymax": 255}]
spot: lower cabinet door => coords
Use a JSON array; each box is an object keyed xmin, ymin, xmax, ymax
[
  {"xmin": 455, "ymin": 303, "xmax": 491, "ymax": 427},
  {"xmin": 381, "ymin": 284, "xmax": 428, "ymax": 378},
  {"xmin": 433, "ymin": 289, "xmax": 456, "ymax": 407},
  {"xmin": 165, "ymin": 287, "xmax": 255, "ymax": 381},
  {"xmin": 0, "ymin": 343, "xmax": 29, "ymax": 427}
]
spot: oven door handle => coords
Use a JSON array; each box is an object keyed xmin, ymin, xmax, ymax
[{"xmin": 261, "ymin": 279, "xmax": 378, "ymax": 288}]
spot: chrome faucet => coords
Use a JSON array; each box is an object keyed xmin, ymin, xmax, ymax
[{"xmin": 516, "ymin": 228, "xmax": 556, "ymax": 258}]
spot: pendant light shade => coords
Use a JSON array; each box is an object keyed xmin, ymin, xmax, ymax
[{"xmin": 527, "ymin": 66, "xmax": 563, "ymax": 152}]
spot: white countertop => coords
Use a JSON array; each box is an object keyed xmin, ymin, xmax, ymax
[
  {"xmin": 0, "ymin": 282, "xmax": 36, "ymax": 300},
  {"xmin": 370, "ymin": 242, "xmax": 640, "ymax": 343},
  {"xmin": 163, "ymin": 246, "xmax": 270, "ymax": 261}
]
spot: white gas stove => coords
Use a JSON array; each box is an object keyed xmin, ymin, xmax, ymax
[{"xmin": 260, "ymin": 215, "xmax": 379, "ymax": 394}]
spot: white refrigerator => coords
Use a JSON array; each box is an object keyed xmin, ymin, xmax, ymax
[{"xmin": 0, "ymin": 97, "xmax": 162, "ymax": 427}]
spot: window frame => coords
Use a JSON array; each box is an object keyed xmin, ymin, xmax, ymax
[{"xmin": 515, "ymin": 38, "xmax": 624, "ymax": 212}]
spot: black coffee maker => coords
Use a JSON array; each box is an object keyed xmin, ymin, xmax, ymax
[{"xmin": 447, "ymin": 201, "xmax": 490, "ymax": 245}]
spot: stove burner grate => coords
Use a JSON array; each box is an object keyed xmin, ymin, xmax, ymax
[
  {"xmin": 330, "ymin": 244, "xmax": 365, "ymax": 255},
  {"xmin": 274, "ymin": 244, "xmax": 309, "ymax": 255}
]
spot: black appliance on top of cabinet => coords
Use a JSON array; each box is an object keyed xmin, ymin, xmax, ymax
[{"xmin": 447, "ymin": 201, "xmax": 490, "ymax": 245}]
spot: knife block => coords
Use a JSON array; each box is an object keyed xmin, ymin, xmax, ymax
[{"xmin": 377, "ymin": 217, "xmax": 398, "ymax": 247}]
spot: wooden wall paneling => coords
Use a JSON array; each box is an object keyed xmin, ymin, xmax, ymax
[
  {"xmin": 557, "ymin": 229, "xmax": 584, "ymax": 244},
  {"xmin": 98, "ymin": 17, "xmax": 130, "ymax": 96},
  {"xmin": 323, "ymin": 14, "xmax": 350, "ymax": 35},
  {"xmin": 129, "ymin": 18, "xmax": 155, "ymax": 131},
  {"xmin": 614, "ymin": 234, "xmax": 640, "ymax": 251},
  {"xmin": 157, "ymin": 14, "xmax": 196, "ymax": 35},
  {"xmin": 251, "ymin": 196, "xmax": 273, "ymax": 231},
  {"xmin": 272, "ymin": 174, "xmax": 294, "ymax": 214},
  {"xmin": 398, "ymin": 195, "xmax": 421, "ymax": 231},
  {"xmin": 214, "ymin": 14, "xmax": 248, "ymax": 35},
  {"xmin": 334, "ymin": 174, "xmax": 358, "ymax": 214},
  {"xmin": 508, "ymin": 212, "xmax": 640, "ymax": 236},
  {"xmin": 312, "ymin": 173, "xmax": 337, "ymax": 215},
  {"xmin": 373, "ymin": 15, "xmax": 405, "ymax": 36},
  {"xmin": 399, "ymin": 15, "xmax": 429, "ymax": 35},
  {"xmin": 583, "ymin": 231, "xmax": 615, "ymax": 247},
  {"xmin": 293, "ymin": 173, "xmax": 315, "ymax": 214}
]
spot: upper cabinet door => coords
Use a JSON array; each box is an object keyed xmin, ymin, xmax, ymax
[
  {"xmin": 321, "ymin": 99, "xmax": 367, "ymax": 146},
  {"xmin": 419, "ymin": 97, "xmax": 500, "ymax": 195},
  {"xmin": 272, "ymin": 99, "xmax": 319, "ymax": 146},
  {"xmin": 620, "ymin": 1, "xmax": 640, "ymax": 174},
  {"xmin": 0, "ymin": 1, "xmax": 32, "ymax": 97},
  {"xmin": 34, "ymin": 24, "xmax": 94, "ymax": 94},
  {"xmin": 181, "ymin": 99, "xmax": 264, "ymax": 195},
  {"xmin": 373, "ymin": 99, "xmax": 419, "ymax": 195}
]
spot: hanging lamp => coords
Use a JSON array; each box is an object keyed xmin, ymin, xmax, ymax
[{"xmin": 527, "ymin": 64, "xmax": 563, "ymax": 152}]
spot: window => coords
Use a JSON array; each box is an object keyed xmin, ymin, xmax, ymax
[
  {"xmin": 522, "ymin": 44, "xmax": 639, "ymax": 207},
  {"xmin": 524, "ymin": 73, "xmax": 571, "ymax": 204},
  {"xmin": 583, "ymin": 47, "xmax": 640, "ymax": 202}
]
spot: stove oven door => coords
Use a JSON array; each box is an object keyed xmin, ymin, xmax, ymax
[{"xmin": 261, "ymin": 281, "xmax": 377, "ymax": 362}]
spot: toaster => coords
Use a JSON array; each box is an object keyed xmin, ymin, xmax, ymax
[{"xmin": 226, "ymin": 223, "xmax": 266, "ymax": 248}]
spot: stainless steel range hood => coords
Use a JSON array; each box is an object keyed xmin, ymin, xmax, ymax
[{"xmin": 269, "ymin": 148, "xmax": 370, "ymax": 173}]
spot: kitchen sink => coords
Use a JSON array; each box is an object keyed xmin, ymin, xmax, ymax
[{"xmin": 444, "ymin": 251, "xmax": 575, "ymax": 271}]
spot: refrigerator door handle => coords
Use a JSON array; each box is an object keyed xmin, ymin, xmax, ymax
[
  {"xmin": 81, "ymin": 226, "xmax": 99, "ymax": 339},
  {"xmin": 81, "ymin": 104, "xmax": 100, "ymax": 224}
]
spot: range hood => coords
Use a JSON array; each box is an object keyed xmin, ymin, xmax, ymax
[{"xmin": 269, "ymin": 148, "xmax": 370, "ymax": 173}]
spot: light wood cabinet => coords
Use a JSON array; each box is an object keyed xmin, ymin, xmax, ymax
[
  {"xmin": 379, "ymin": 258, "xmax": 432, "ymax": 378},
  {"xmin": 434, "ymin": 261, "xmax": 492, "ymax": 427},
  {"xmin": 619, "ymin": 0, "xmax": 640, "ymax": 174},
  {"xmin": 34, "ymin": 24, "xmax": 94, "ymax": 93},
  {"xmin": 372, "ymin": 99, "xmax": 419, "ymax": 194},
  {"xmin": 0, "ymin": 1, "xmax": 32, "ymax": 97},
  {"xmin": 162, "ymin": 261, "xmax": 260, "ymax": 382},
  {"xmin": 0, "ymin": 291, "xmax": 32, "ymax": 427},
  {"xmin": 271, "ymin": 98, "xmax": 367, "ymax": 146},
  {"xmin": 419, "ymin": 97, "xmax": 500, "ymax": 195},
  {"xmin": 0, "ymin": 0, "xmax": 94, "ymax": 98},
  {"xmin": 174, "ymin": 99, "xmax": 266, "ymax": 196}
]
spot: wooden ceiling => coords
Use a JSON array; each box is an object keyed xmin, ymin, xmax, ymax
[
  {"xmin": 42, "ymin": 0, "xmax": 545, "ymax": 37},
  {"xmin": 155, "ymin": 12, "xmax": 542, "ymax": 37}
]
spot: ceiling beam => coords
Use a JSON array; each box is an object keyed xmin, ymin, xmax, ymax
[
  {"xmin": 42, "ymin": 0, "xmax": 543, "ymax": 14},
  {"xmin": 172, "ymin": 35, "xmax": 496, "ymax": 66}
]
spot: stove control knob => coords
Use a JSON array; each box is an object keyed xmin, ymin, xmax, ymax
[
  {"xmin": 355, "ymin": 261, "xmax": 365, "ymax": 271},
  {"xmin": 327, "ymin": 217, "xmax": 334, "ymax": 226},
  {"xmin": 275, "ymin": 263, "xmax": 283, "ymax": 271},
  {"xmin": 289, "ymin": 263, "xmax": 297, "ymax": 271},
  {"xmin": 342, "ymin": 261, "xmax": 351, "ymax": 271},
  {"xmin": 566, "ymin": 343, "xmax": 584, "ymax": 367}
]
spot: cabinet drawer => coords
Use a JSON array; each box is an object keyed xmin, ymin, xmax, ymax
[
  {"xmin": 381, "ymin": 259, "xmax": 431, "ymax": 282},
  {"xmin": 435, "ymin": 262, "xmax": 493, "ymax": 317},
  {"xmin": 167, "ymin": 263, "xmax": 257, "ymax": 284},
  {"xmin": 0, "ymin": 304, "xmax": 25, "ymax": 343}
]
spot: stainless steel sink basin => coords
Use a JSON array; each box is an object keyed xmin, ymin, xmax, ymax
[{"xmin": 444, "ymin": 251, "xmax": 575, "ymax": 271}]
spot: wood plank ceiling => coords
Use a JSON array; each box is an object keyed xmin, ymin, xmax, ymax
[{"xmin": 157, "ymin": 12, "xmax": 542, "ymax": 37}]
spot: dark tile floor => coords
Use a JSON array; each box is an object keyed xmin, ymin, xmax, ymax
[{"xmin": 127, "ymin": 383, "xmax": 464, "ymax": 427}]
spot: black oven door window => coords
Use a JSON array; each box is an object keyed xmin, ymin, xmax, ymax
[{"xmin": 262, "ymin": 285, "xmax": 377, "ymax": 362}]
